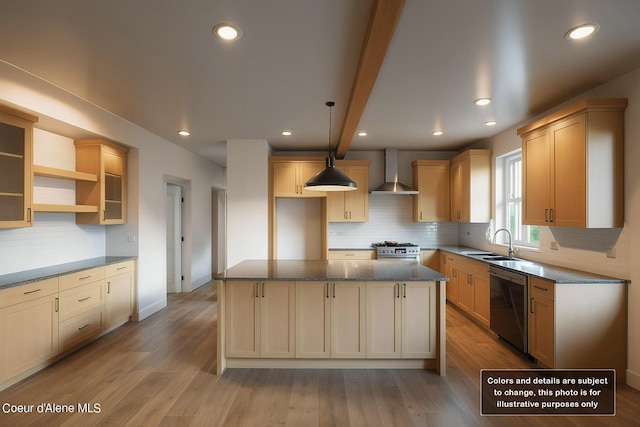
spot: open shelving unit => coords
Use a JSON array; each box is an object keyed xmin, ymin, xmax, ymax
[{"xmin": 33, "ymin": 164, "xmax": 99, "ymax": 213}]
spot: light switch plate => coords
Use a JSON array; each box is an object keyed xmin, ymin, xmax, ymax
[{"xmin": 550, "ymin": 241, "xmax": 559, "ymax": 250}]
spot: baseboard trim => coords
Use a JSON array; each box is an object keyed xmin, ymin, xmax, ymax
[
  {"xmin": 626, "ymin": 368, "xmax": 640, "ymax": 390},
  {"xmin": 225, "ymin": 358, "xmax": 436, "ymax": 370},
  {"xmin": 133, "ymin": 299, "xmax": 167, "ymax": 321}
]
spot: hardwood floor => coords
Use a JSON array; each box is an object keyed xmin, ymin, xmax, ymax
[{"xmin": 0, "ymin": 281, "xmax": 638, "ymax": 426}]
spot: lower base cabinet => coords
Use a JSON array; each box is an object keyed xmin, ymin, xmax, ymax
[
  {"xmin": 227, "ymin": 280, "xmax": 435, "ymax": 361},
  {"xmin": 225, "ymin": 281, "xmax": 296, "ymax": 358},
  {"xmin": 366, "ymin": 282, "xmax": 436, "ymax": 359},
  {"xmin": 0, "ymin": 260, "xmax": 136, "ymax": 391},
  {"xmin": 0, "ymin": 278, "xmax": 59, "ymax": 383}
]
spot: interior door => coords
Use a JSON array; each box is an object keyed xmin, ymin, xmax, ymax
[{"xmin": 166, "ymin": 184, "xmax": 182, "ymax": 293}]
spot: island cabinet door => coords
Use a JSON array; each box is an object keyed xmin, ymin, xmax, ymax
[
  {"xmin": 330, "ymin": 282, "xmax": 366, "ymax": 358},
  {"xmin": 226, "ymin": 281, "xmax": 260, "ymax": 357},
  {"xmin": 261, "ymin": 281, "xmax": 295, "ymax": 358},
  {"xmin": 366, "ymin": 282, "xmax": 401, "ymax": 358},
  {"xmin": 402, "ymin": 282, "xmax": 436, "ymax": 358},
  {"xmin": 296, "ymin": 282, "xmax": 331, "ymax": 358}
]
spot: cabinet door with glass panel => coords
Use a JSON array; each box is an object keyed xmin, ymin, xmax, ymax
[
  {"xmin": 0, "ymin": 107, "xmax": 37, "ymax": 228},
  {"xmin": 75, "ymin": 139, "xmax": 128, "ymax": 225}
]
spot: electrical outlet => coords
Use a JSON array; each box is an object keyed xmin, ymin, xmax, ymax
[
  {"xmin": 550, "ymin": 241, "xmax": 559, "ymax": 250},
  {"xmin": 606, "ymin": 247, "xmax": 616, "ymax": 259},
  {"xmin": 127, "ymin": 235, "xmax": 136, "ymax": 243}
]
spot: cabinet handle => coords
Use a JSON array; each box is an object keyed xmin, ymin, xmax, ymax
[
  {"xmin": 420, "ymin": 211, "xmax": 423, "ymax": 220},
  {"xmin": 403, "ymin": 283, "xmax": 406, "ymax": 298},
  {"xmin": 262, "ymin": 283, "xmax": 265, "ymax": 298},
  {"xmin": 79, "ymin": 275, "xmax": 92, "ymax": 280},
  {"xmin": 326, "ymin": 283, "xmax": 329, "ymax": 299},
  {"xmin": 103, "ymin": 210, "xmax": 106, "ymax": 221},
  {"xmin": 27, "ymin": 208, "xmax": 32, "ymax": 222},
  {"xmin": 332, "ymin": 283, "xmax": 336, "ymax": 298},
  {"xmin": 78, "ymin": 323, "xmax": 91, "ymax": 330},
  {"xmin": 544, "ymin": 209, "xmax": 548, "ymax": 222},
  {"xmin": 396, "ymin": 283, "xmax": 400, "ymax": 298},
  {"xmin": 78, "ymin": 296, "xmax": 91, "ymax": 302},
  {"xmin": 117, "ymin": 266, "xmax": 127, "ymax": 270},
  {"xmin": 255, "ymin": 282, "xmax": 259, "ymax": 298},
  {"xmin": 23, "ymin": 288, "xmax": 42, "ymax": 295},
  {"xmin": 533, "ymin": 285, "xmax": 549, "ymax": 292},
  {"xmin": 55, "ymin": 297, "xmax": 59, "ymax": 312},
  {"xmin": 349, "ymin": 211, "xmax": 352, "ymax": 220},
  {"xmin": 530, "ymin": 297, "xmax": 535, "ymax": 314},
  {"xmin": 107, "ymin": 281, "xmax": 111, "ymax": 294},
  {"xmin": 549, "ymin": 208, "xmax": 554, "ymax": 223}
]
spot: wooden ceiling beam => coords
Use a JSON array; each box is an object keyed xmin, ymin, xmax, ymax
[{"xmin": 335, "ymin": 0, "xmax": 405, "ymax": 159}]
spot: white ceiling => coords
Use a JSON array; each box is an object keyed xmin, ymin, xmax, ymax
[{"xmin": 2, "ymin": 0, "xmax": 640, "ymax": 167}]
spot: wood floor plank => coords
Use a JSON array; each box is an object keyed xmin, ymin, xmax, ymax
[
  {"xmin": 285, "ymin": 369, "xmax": 320, "ymax": 426},
  {"xmin": 318, "ymin": 369, "xmax": 349, "ymax": 427}
]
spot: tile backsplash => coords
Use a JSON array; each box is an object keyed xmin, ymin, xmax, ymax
[{"xmin": 328, "ymin": 194, "xmax": 459, "ymax": 249}]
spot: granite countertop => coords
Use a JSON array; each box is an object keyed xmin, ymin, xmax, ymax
[
  {"xmin": 439, "ymin": 246, "xmax": 626, "ymax": 284},
  {"xmin": 0, "ymin": 256, "xmax": 137, "ymax": 290},
  {"xmin": 216, "ymin": 259, "xmax": 448, "ymax": 282}
]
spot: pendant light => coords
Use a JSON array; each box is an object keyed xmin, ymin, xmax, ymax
[{"xmin": 304, "ymin": 101, "xmax": 357, "ymax": 192}]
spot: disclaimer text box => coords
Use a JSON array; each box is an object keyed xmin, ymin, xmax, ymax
[{"xmin": 481, "ymin": 369, "xmax": 615, "ymax": 416}]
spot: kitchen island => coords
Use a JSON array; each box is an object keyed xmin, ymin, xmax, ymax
[{"xmin": 216, "ymin": 259, "xmax": 448, "ymax": 375}]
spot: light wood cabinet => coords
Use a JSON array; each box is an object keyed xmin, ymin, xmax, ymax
[
  {"xmin": 527, "ymin": 277, "xmax": 626, "ymax": 381},
  {"xmin": 327, "ymin": 250, "xmax": 375, "ymax": 260},
  {"xmin": 450, "ymin": 149, "xmax": 491, "ymax": 223},
  {"xmin": 272, "ymin": 160, "xmax": 326, "ymax": 197},
  {"xmin": 366, "ymin": 281, "xmax": 436, "ymax": 359},
  {"xmin": 330, "ymin": 281, "xmax": 366, "ymax": 358},
  {"xmin": 455, "ymin": 257, "xmax": 490, "ymax": 327},
  {"xmin": 0, "ymin": 278, "xmax": 59, "ymax": 384},
  {"xmin": 75, "ymin": 139, "xmax": 129, "ymax": 224},
  {"xmin": 412, "ymin": 160, "xmax": 450, "ymax": 222},
  {"xmin": 518, "ymin": 99, "xmax": 626, "ymax": 228},
  {"xmin": 296, "ymin": 281, "xmax": 366, "ymax": 359},
  {"xmin": 106, "ymin": 260, "xmax": 135, "ymax": 331},
  {"xmin": 420, "ymin": 249, "xmax": 439, "ymax": 271},
  {"xmin": 528, "ymin": 278, "xmax": 554, "ymax": 368},
  {"xmin": 0, "ymin": 106, "xmax": 37, "ymax": 228},
  {"xmin": 225, "ymin": 281, "xmax": 295, "ymax": 358},
  {"xmin": 439, "ymin": 252, "xmax": 490, "ymax": 327},
  {"xmin": 327, "ymin": 162, "xmax": 369, "ymax": 222}
]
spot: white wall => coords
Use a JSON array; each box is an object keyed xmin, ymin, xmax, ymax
[
  {"xmin": 226, "ymin": 139, "xmax": 271, "ymax": 268},
  {"xmin": 0, "ymin": 60, "xmax": 225, "ymax": 320},
  {"xmin": 467, "ymin": 66, "xmax": 640, "ymax": 389}
]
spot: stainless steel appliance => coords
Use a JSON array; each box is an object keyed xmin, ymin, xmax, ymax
[
  {"xmin": 489, "ymin": 265, "xmax": 528, "ymax": 353},
  {"xmin": 372, "ymin": 242, "xmax": 420, "ymax": 260}
]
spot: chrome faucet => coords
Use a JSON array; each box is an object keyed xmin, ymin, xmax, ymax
[{"xmin": 493, "ymin": 228, "xmax": 514, "ymax": 259}]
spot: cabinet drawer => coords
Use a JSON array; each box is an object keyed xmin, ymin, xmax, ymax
[
  {"xmin": 0, "ymin": 278, "xmax": 59, "ymax": 309},
  {"xmin": 530, "ymin": 278, "xmax": 554, "ymax": 299},
  {"xmin": 59, "ymin": 281, "xmax": 105, "ymax": 321},
  {"xmin": 59, "ymin": 306, "xmax": 105, "ymax": 351},
  {"xmin": 328, "ymin": 250, "xmax": 375, "ymax": 260},
  {"xmin": 59, "ymin": 267, "xmax": 105, "ymax": 291},
  {"xmin": 106, "ymin": 260, "xmax": 135, "ymax": 277}
]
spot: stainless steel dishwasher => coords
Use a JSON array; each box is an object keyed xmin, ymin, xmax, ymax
[{"xmin": 489, "ymin": 265, "xmax": 528, "ymax": 353}]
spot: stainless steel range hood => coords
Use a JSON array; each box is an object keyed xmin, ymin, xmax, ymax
[{"xmin": 370, "ymin": 148, "xmax": 419, "ymax": 195}]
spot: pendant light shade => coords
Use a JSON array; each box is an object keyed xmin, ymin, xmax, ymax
[{"xmin": 304, "ymin": 101, "xmax": 357, "ymax": 192}]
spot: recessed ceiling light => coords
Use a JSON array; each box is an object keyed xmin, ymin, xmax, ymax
[
  {"xmin": 357, "ymin": 131, "xmax": 368, "ymax": 137},
  {"xmin": 474, "ymin": 98, "xmax": 492, "ymax": 106},
  {"xmin": 432, "ymin": 131, "xmax": 444, "ymax": 136},
  {"xmin": 281, "ymin": 130, "xmax": 292, "ymax": 136},
  {"xmin": 564, "ymin": 23, "xmax": 599, "ymax": 40},
  {"xmin": 213, "ymin": 23, "xmax": 242, "ymax": 41},
  {"xmin": 178, "ymin": 130, "xmax": 191, "ymax": 136},
  {"xmin": 485, "ymin": 120, "xmax": 497, "ymax": 126}
]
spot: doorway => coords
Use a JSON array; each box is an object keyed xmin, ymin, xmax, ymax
[{"xmin": 166, "ymin": 183, "xmax": 182, "ymax": 293}]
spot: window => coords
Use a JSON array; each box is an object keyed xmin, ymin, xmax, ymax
[{"xmin": 503, "ymin": 151, "xmax": 539, "ymax": 247}]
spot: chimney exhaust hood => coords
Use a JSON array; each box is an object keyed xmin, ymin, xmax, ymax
[{"xmin": 370, "ymin": 148, "xmax": 419, "ymax": 195}]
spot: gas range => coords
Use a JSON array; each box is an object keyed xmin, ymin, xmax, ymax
[{"xmin": 371, "ymin": 242, "xmax": 421, "ymax": 259}]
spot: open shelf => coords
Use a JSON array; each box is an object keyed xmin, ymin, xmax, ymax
[
  {"xmin": 33, "ymin": 165, "xmax": 98, "ymax": 182},
  {"xmin": 33, "ymin": 204, "xmax": 99, "ymax": 213}
]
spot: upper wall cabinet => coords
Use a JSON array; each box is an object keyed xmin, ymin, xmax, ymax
[
  {"xmin": 0, "ymin": 105, "xmax": 38, "ymax": 228},
  {"xmin": 411, "ymin": 160, "xmax": 450, "ymax": 222},
  {"xmin": 450, "ymin": 149, "xmax": 491, "ymax": 223},
  {"xmin": 75, "ymin": 139, "xmax": 129, "ymax": 225},
  {"xmin": 327, "ymin": 160, "xmax": 370, "ymax": 222},
  {"xmin": 271, "ymin": 158, "xmax": 327, "ymax": 198},
  {"xmin": 517, "ymin": 99, "xmax": 626, "ymax": 228}
]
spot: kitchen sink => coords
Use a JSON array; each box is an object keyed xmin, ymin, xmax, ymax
[
  {"xmin": 462, "ymin": 252, "xmax": 498, "ymax": 256},
  {"xmin": 483, "ymin": 256, "xmax": 515, "ymax": 261}
]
